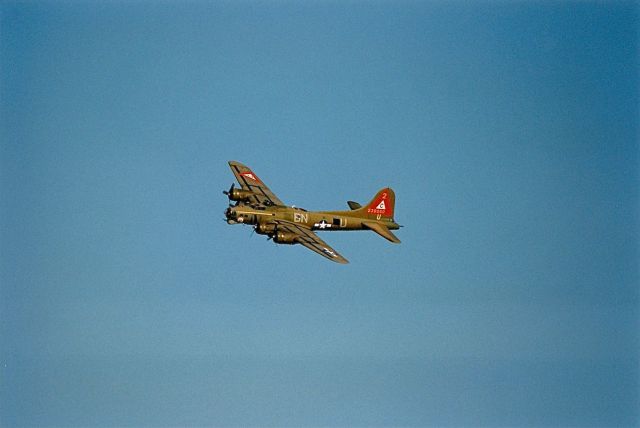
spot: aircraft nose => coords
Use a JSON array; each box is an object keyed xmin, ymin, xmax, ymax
[{"xmin": 224, "ymin": 207, "xmax": 236, "ymax": 223}]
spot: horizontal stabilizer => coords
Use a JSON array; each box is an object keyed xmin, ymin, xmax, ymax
[
  {"xmin": 362, "ymin": 221, "xmax": 401, "ymax": 244},
  {"xmin": 347, "ymin": 201, "xmax": 362, "ymax": 210}
]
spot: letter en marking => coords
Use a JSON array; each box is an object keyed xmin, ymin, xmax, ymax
[{"xmin": 294, "ymin": 212, "xmax": 309, "ymax": 223}]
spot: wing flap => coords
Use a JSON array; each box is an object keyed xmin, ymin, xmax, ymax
[{"xmin": 274, "ymin": 220, "xmax": 349, "ymax": 264}]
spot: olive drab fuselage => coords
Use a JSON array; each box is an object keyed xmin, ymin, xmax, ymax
[{"xmin": 225, "ymin": 205, "xmax": 401, "ymax": 233}]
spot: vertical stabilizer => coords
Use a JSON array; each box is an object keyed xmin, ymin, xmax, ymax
[{"xmin": 358, "ymin": 188, "xmax": 395, "ymax": 220}]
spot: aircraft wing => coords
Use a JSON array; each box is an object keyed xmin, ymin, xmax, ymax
[
  {"xmin": 274, "ymin": 220, "xmax": 349, "ymax": 264},
  {"xmin": 228, "ymin": 161, "xmax": 285, "ymax": 207}
]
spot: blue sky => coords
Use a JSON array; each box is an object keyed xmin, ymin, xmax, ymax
[{"xmin": 1, "ymin": 1, "xmax": 638, "ymax": 426}]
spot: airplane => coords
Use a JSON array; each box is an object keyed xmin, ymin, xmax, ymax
[{"xmin": 223, "ymin": 161, "xmax": 401, "ymax": 264}]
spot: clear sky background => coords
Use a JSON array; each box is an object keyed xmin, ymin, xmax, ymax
[{"xmin": 1, "ymin": 1, "xmax": 638, "ymax": 427}]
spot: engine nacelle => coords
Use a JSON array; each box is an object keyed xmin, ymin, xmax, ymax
[
  {"xmin": 228, "ymin": 188, "xmax": 255, "ymax": 202},
  {"xmin": 255, "ymin": 223, "xmax": 276, "ymax": 235},
  {"xmin": 273, "ymin": 231, "xmax": 298, "ymax": 244}
]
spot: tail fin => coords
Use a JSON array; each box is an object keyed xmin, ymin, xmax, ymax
[{"xmin": 358, "ymin": 188, "xmax": 395, "ymax": 220}]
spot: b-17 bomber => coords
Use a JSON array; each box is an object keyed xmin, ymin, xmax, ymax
[{"xmin": 223, "ymin": 161, "xmax": 402, "ymax": 264}]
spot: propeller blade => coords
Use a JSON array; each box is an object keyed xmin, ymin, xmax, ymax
[{"xmin": 223, "ymin": 183, "xmax": 235, "ymax": 196}]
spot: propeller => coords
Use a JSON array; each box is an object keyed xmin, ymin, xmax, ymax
[{"xmin": 223, "ymin": 183, "xmax": 235, "ymax": 197}]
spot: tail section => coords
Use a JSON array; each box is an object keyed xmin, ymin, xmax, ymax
[
  {"xmin": 360, "ymin": 188, "xmax": 395, "ymax": 220},
  {"xmin": 347, "ymin": 188, "xmax": 401, "ymax": 243}
]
